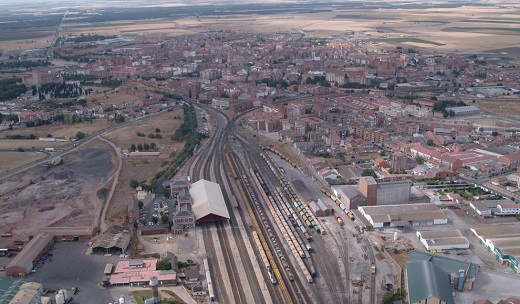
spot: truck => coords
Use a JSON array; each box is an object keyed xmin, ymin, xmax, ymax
[
  {"xmin": 371, "ymin": 263, "xmax": 376, "ymax": 274},
  {"xmin": 347, "ymin": 211, "xmax": 355, "ymax": 220}
]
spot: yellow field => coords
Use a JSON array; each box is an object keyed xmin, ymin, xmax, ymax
[
  {"xmin": 0, "ymin": 35, "xmax": 54, "ymax": 52},
  {"xmin": 104, "ymin": 108, "xmax": 184, "ymax": 153},
  {"xmin": 0, "ymin": 120, "xmax": 114, "ymax": 139}
]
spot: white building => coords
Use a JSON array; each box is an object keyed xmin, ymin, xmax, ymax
[{"xmin": 416, "ymin": 230, "xmax": 470, "ymax": 251}]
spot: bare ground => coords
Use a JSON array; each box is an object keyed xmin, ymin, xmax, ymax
[
  {"xmin": 0, "ymin": 139, "xmax": 115, "ymax": 247},
  {"xmin": 0, "ymin": 151, "xmax": 46, "ymax": 175}
]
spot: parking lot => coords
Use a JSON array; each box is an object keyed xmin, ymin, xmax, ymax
[
  {"xmin": 29, "ymin": 241, "xmax": 119, "ymax": 304},
  {"xmin": 141, "ymin": 198, "xmax": 175, "ymax": 225}
]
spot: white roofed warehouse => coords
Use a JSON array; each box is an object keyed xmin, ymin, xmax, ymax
[{"xmin": 189, "ymin": 179, "xmax": 230, "ymax": 223}]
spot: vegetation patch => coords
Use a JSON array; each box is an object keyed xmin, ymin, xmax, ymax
[{"xmin": 371, "ymin": 38, "xmax": 446, "ymax": 46}]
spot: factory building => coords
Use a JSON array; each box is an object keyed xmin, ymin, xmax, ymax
[
  {"xmin": 417, "ymin": 230, "xmax": 470, "ymax": 251},
  {"xmin": 5, "ymin": 233, "xmax": 54, "ymax": 277},
  {"xmin": 358, "ymin": 176, "xmax": 411, "ymax": 206},
  {"xmin": 358, "ymin": 203, "xmax": 448, "ymax": 229},
  {"xmin": 39, "ymin": 226, "xmax": 97, "ymax": 242},
  {"xmin": 0, "ymin": 278, "xmax": 43, "ymax": 304},
  {"xmin": 91, "ymin": 226, "xmax": 131, "ymax": 255},
  {"xmin": 471, "ymin": 226, "xmax": 520, "ymax": 273},
  {"xmin": 332, "ymin": 185, "xmax": 366, "ymax": 210},
  {"xmin": 406, "ymin": 250, "xmax": 479, "ymax": 304}
]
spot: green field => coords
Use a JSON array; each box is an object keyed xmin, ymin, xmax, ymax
[
  {"xmin": 443, "ymin": 27, "xmax": 520, "ymax": 33},
  {"xmin": 132, "ymin": 290, "xmax": 153, "ymax": 304},
  {"xmin": 406, "ymin": 20, "xmax": 449, "ymax": 24},
  {"xmin": 372, "ymin": 37, "xmax": 446, "ymax": 46},
  {"xmin": 64, "ymin": 22, "xmax": 136, "ymax": 29}
]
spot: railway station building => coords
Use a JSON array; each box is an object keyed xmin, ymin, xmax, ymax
[{"xmin": 189, "ymin": 179, "xmax": 230, "ymax": 223}]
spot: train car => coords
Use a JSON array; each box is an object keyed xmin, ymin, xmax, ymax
[
  {"xmin": 339, "ymin": 203, "xmax": 346, "ymax": 211},
  {"xmin": 303, "ymin": 232, "xmax": 311, "ymax": 241},
  {"xmin": 337, "ymin": 217, "xmax": 344, "ymax": 226},
  {"xmin": 347, "ymin": 211, "xmax": 355, "ymax": 220},
  {"xmin": 306, "ymin": 243, "xmax": 313, "ymax": 253},
  {"xmin": 208, "ymin": 283, "xmax": 215, "ymax": 301},
  {"xmin": 305, "ymin": 219, "xmax": 312, "ymax": 227},
  {"xmin": 310, "ymin": 264, "xmax": 317, "ymax": 277},
  {"xmin": 268, "ymin": 268, "xmax": 278, "ymax": 285}
]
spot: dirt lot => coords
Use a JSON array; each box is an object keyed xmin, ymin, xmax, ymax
[
  {"xmin": 104, "ymin": 108, "xmax": 184, "ymax": 155},
  {"xmin": 475, "ymin": 98, "xmax": 520, "ymax": 120},
  {"xmin": 104, "ymin": 108, "xmax": 186, "ymax": 225},
  {"xmin": 0, "ymin": 151, "xmax": 46, "ymax": 175},
  {"xmin": 0, "ymin": 139, "xmax": 115, "ymax": 247},
  {"xmin": 0, "ymin": 139, "xmax": 70, "ymax": 150}
]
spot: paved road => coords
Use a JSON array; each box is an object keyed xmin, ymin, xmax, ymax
[{"xmin": 98, "ymin": 136, "xmax": 122, "ymax": 233}]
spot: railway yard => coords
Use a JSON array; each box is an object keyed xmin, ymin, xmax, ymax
[{"xmin": 161, "ymin": 99, "xmax": 387, "ymax": 304}]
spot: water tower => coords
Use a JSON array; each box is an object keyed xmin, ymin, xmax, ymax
[{"xmin": 150, "ymin": 277, "xmax": 159, "ymax": 303}]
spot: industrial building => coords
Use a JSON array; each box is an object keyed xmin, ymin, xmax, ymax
[
  {"xmin": 0, "ymin": 278, "xmax": 43, "ymax": 304},
  {"xmin": 39, "ymin": 226, "xmax": 97, "ymax": 242},
  {"xmin": 91, "ymin": 226, "xmax": 131, "ymax": 255},
  {"xmin": 416, "ymin": 230, "xmax": 470, "ymax": 251},
  {"xmin": 5, "ymin": 233, "xmax": 54, "ymax": 277},
  {"xmin": 406, "ymin": 250, "xmax": 479, "ymax": 304},
  {"xmin": 307, "ymin": 199, "xmax": 331, "ymax": 217},
  {"xmin": 471, "ymin": 226, "xmax": 520, "ymax": 273},
  {"xmin": 189, "ymin": 179, "xmax": 230, "ymax": 223},
  {"xmin": 470, "ymin": 199, "xmax": 520, "ymax": 217},
  {"xmin": 445, "ymin": 105, "xmax": 480, "ymax": 116},
  {"xmin": 332, "ymin": 185, "xmax": 366, "ymax": 210},
  {"xmin": 141, "ymin": 224, "xmax": 170, "ymax": 236},
  {"xmin": 358, "ymin": 203, "xmax": 448, "ymax": 228},
  {"xmin": 359, "ymin": 176, "xmax": 412, "ymax": 206}
]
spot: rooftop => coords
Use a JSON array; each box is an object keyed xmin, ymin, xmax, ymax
[
  {"xmin": 91, "ymin": 226, "xmax": 130, "ymax": 250},
  {"xmin": 6, "ymin": 233, "xmax": 53, "ymax": 272},
  {"xmin": 190, "ymin": 179, "xmax": 230, "ymax": 221}
]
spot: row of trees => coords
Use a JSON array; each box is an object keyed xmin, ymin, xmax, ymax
[
  {"xmin": 129, "ymin": 142, "xmax": 158, "ymax": 152},
  {"xmin": 0, "ymin": 60, "xmax": 50, "ymax": 70}
]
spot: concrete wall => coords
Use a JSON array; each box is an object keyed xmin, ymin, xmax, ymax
[{"xmin": 377, "ymin": 182, "xmax": 411, "ymax": 205}]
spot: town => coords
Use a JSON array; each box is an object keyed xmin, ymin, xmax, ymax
[{"xmin": 1, "ymin": 1, "xmax": 520, "ymax": 304}]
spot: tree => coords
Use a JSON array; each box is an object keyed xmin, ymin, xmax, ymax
[
  {"xmin": 416, "ymin": 156, "xmax": 425, "ymax": 165},
  {"xmin": 155, "ymin": 128, "xmax": 161, "ymax": 133},
  {"xmin": 129, "ymin": 179, "xmax": 139, "ymax": 189},
  {"xmin": 137, "ymin": 144, "xmax": 143, "ymax": 152},
  {"xmin": 152, "ymin": 216, "xmax": 159, "ymax": 224},
  {"xmin": 143, "ymin": 143, "xmax": 150, "ymax": 151},
  {"xmin": 161, "ymin": 214, "xmax": 169, "ymax": 224},
  {"xmin": 362, "ymin": 169, "xmax": 377, "ymax": 178},
  {"xmin": 76, "ymin": 131, "xmax": 86, "ymax": 140},
  {"xmin": 156, "ymin": 259, "xmax": 171, "ymax": 270},
  {"xmin": 133, "ymin": 220, "xmax": 138, "ymax": 229},
  {"xmin": 129, "ymin": 144, "xmax": 136, "ymax": 152},
  {"xmin": 150, "ymin": 142, "xmax": 157, "ymax": 150},
  {"xmin": 427, "ymin": 139, "xmax": 436, "ymax": 146},
  {"xmin": 382, "ymin": 291, "xmax": 402, "ymax": 304},
  {"xmin": 491, "ymin": 131, "xmax": 499, "ymax": 137},
  {"xmin": 138, "ymin": 201, "xmax": 144, "ymax": 209}
]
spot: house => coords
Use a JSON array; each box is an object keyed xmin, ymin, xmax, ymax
[
  {"xmin": 128, "ymin": 200, "xmax": 140, "ymax": 221},
  {"xmin": 185, "ymin": 269, "xmax": 200, "ymax": 282}
]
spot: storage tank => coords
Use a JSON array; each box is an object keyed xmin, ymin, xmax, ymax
[
  {"xmin": 55, "ymin": 292, "xmax": 65, "ymax": 304},
  {"xmin": 458, "ymin": 270, "xmax": 466, "ymax": 291},
  {"xmin": 150, "ymin": 277, "xmax": 159, "ymax": 301}
]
